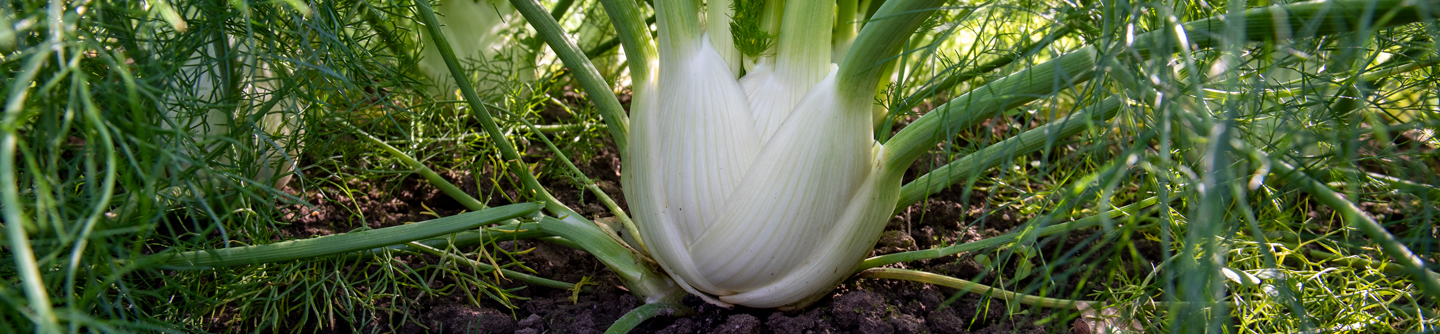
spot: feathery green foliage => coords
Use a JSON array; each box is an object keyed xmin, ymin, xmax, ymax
[{"xmin": 2, "ymin": 0, "xmax": 1438, "ymax": 332}]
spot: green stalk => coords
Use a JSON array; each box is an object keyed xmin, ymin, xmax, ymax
[
  {"xmin": 538, "ymin": 235, "xmax": 585, "ymax": 249},
  {"xmin": 404, "ymin": 241, "xmax": 576, "ymax": 290},
  {"xmin": 1161, "ymin": 0, "xmax": 1440, "ymax": 52},
  {"xmin": 361, "ymin": 0, "xmax": 412, "ymax": 66},
  {"xmin": 706, "ymin": 0, "xmax": 739, "ymax": 74},
  {"xmin": 1277, "ymin": 242, "xmax": 1406, "ymax": 275},
  {"xmin": 658, "ymin": 0, "xmax": 703, "ymax": 44},
  {"xmin": 594, "ymin": 0, "xmax": 657, "ymax": 81},
  {"xmin": 512, "ymin": 111, "xmax": 644, "ymax": 252},
  {"xmin": 862, "ymin": 197, "xmax": 1158, "ymax": 270},
  {"xmin": 892, "ymin": 25, "xmax": 1076, "ymax": 118},
  {"xmin": 509, "ymin": 0, "xmax": 630, "ymax": 153},
  {"xmin": 2, "ymin": 112, "xmax": 54, "ymax": 334},
  {"xmin": 536, "ymin": 216, "xmax": 688, "ymax": 306},
  {"xmin": 885, "ymin": 0, "xmax": 1440, "ymax": 169},
  {"xmin": 419, "ymin": 1, "xmax": 684, "ymax": 306},
  {"xmin": 884, "ymin": 46, "xmax": 1099, "ymax": 168},
  {"xmin": 834, "ymin": 0, "xmax": 858, "ymax": 59},
  {"xmin": 762, "ymin": 0, "xmax": 784, "ymax": 39},
  {"xmin": 1134, "ymin": 42, "xmax": 1440, "ymax": 298},
  {"xmin": 835, "ymin": 0, "xmax": 947, "ymax": 106},
  {"xmin": 530, "ymin": 123, "xmax": 608, "ymax": 133},
  {"xmin": 775, "ymin": 0, "xmax": 833, "ymax": 83},
  {"xmin": 2, "ymin": 41, "xmax": 59, "ymax": 334},
  {"xmin": 155, "ymin": 203, "xmax": 542, "ymax": 268},
  {"xmin": 860, "ymin": 0, "xmax": 880, "ymax": 23},
  {"xmin": 1334, "ymin": 169, "xmax": 1440, "ymax": 200},
  {"xmin": 63, "ymin": 73, "xmax": 120, "ymax": 316},
  {"xmin": 549, "ymin": 0, "xmax": 576, "ymax": 20},
  {"xmin": 413, "ymin": 0, "xmax": 571, "ymax": 216},
  {"xmin": 859, "ymin": 268, "xmax": 1096, "ymax": 309},
  {"xmin": 583, "ymin": 37, "xmax": 623, "ymax": 58},
  {"xmin": 895, "ymin": 95, "xmax": 1123, "ymax": 210},
  {"xmin": 1201, "ymin": 56, "xmax": 1438, "ymax": 99},
  {"xmin": 348, "ymin": 122, "xmax": 487, "ymax": 211},
  {"xmin": 604, "ymin": 302, "xmax": 686, "ymax": 334},
  {"xmin": 1270, "ymin": 158, "xmax": 1440, "ymax": 297},
  {"xmin": 343, "ymin": 221, "xmax": 550, "ymax": 259}
]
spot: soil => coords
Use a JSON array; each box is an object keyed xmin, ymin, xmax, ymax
[{"xmin": 257, "ymin": 115, "xmax": 1155, "ymax": 334}]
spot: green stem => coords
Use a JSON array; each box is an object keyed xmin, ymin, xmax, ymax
[
  {"xmin": 156, "ymin": 203, "xmax": 542, "ymax": 268},
  {"xmin": 895, "ymin": 95, "xmax": 1123, "ymax": 211},
  {"xmin": 1278, "ymin": 242, "xmax": 1405, "ymax": 275},
  {"xmin": 1336, "ymin": 169, "xmax": 1440, "ymax": 200},
  {"xmin": 1, "ymin": 40, "xmax": 59, "ymax": 333},
  {"xmin": 706, "ymin": 0, "xmax": 739, "ymax": 74},
  {"xmin": 884, "ymin": 46, "xmax": 1100, "ymax": 168},
  {"xmin": 362, "ymin": 1, "xmax": 413, "ymax": 72},
  {"xmin": 594, "ymin": 0, "xmax": 657, "ymax": 81},
  {"xmin": 654, "ymin": 0, "xmax": 702, "ymax": 52},
  {"xmin": 344, "ymin": 221, "xmax": 551, "ymax": 259},
  {"xmin": 512, "ymin": 111, "xmax": 644, "ymax": 253},
  {"xmin": 774, "ymin": 0, "xmax": 832, "ymax": 83},
  {"xmin": 834, "ymin": 0, "xmax": 857, "ymax": 54},
  {"xmin": 509, "ymin": 0, "xmax": 630, "ymax": 153},
  {"xmin": 762, "ymin": 0, "xmax": 784, "ymax": 40},
  {"xmin": 538, "ymin": 235, "xmax": 585, "ymax": 249},
  {"xmin": 531, "ymin": 123, "xmax": 607, "ymax": 133},
  {"xmin": 63, "ymin": 73, "xmax": 120, "ymax": 316},
  {"xmin": 536, "ymin": 216, "xmax": 685, "ymax": 304},
  {"xmin": 604, "ymin": 300, "xmax": 689, "ymax": 334},
  {"xmin": 860, "ymin": 0, "xmax": 880, "ymax": 23},
  {"xmin": 417, "ymin": 2, "xmax": 682, "ymax": 304},
  {"xmin": 885, "ymin": 0, "xmax": 1440, "ymax": 170},
  {"xmin": 893, "ymin": 25, "xmax": 1076, "ymax": 118},
  {"xmin": 413, "ymin": 0, "xmax": 574, "ymax": 217},
  {"xmin": 583, "ymin": 36, "xmax": 623, "ymax": 58},
  {"xmin": 862, "ymin": 197, "xmax": 1158, "ymax": 270},
  {"xmin": 859, "ymin": 268, "xmax": 1096, "ymax": 309},
  {"xmin": 1270, "ymin": 158, "xmax": 1440, "ymax": 297},
  {"xmin": 405, "ymin": 241, "xmax": 576, "ymax": 290},
  {"xmin": 1201, "ymin": 56, "xmax": 1439, "ymax": 99},
  {"xmin": 1159, "ymin": 0, "xmax": 1440, "ymax": 51},
  {"xmin": 549, "ymin": 0, "xmax": 575, "ymax": 20},
  {"xmin": 348, "ymin": 123, "xmax": 487, "ymax": 211},
  {"xmin": 836, "ymin": 0, "xmax": 947, "ymax": 106}
]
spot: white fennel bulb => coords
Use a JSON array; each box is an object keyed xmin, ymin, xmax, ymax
[
  {"xmin": 419, "ymin": 0, "xmax": 534, "ymax": 95},
  {"xmin": 622, "ymin": 0, "xmax": 903, "ymax": 308},
  {"xmin": 163, "ymin": 10, "xmax": 302, "ymax": 188}
]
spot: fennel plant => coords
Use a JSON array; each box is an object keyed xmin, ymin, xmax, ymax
[
  {"xmin": 496, "ymin": 0, "xmax": 1440, "ymax": 329},
  {"xmin": 4, "ymin": 0, "xmax": 1440, "ymax": 332}
]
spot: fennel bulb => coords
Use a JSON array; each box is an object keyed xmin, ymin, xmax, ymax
[
  {"xmin": 622, "ymin": 0, "xmax": 903, "ymax": 308},
  {"xmin": 162, "ymin": 11, "xmax": 302, "ymax": 189},
  {"xmin": 419, "ymin": 0, "xmax": 535, "ymax": 95}
]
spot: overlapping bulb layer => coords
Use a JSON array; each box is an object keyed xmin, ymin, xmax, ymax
[{"xmin": 621, "ymin": 0, "xmax": 902, "ymax": 308}]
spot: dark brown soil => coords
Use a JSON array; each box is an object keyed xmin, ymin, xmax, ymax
[
  {"xmin": 258, "ymin": 123, "xmax": 1145, "ymax": 334},
  {"xmin": 330, "ymin": 234, "xmax": 1057, "ymax": 334}
]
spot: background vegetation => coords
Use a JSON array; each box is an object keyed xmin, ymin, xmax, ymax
[{"xmin": 1, "ymin": 0, "xmax": 1436, "ymax": 332}]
